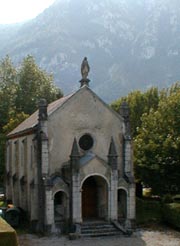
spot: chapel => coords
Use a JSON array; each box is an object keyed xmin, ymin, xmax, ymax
[{"xmin": 5, "ymin": 58, "xmax": 135, "ymax": 236}]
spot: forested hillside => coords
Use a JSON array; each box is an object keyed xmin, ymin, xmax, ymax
[{"xmin": 0, "ymin": 0, "xmax": 180, "ymax": 102}]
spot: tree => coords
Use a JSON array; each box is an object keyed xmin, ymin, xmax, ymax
[
  {"xmin": 3, "ymin": 112, "xmax": 29, "ymax": 134},
  {"xmin": 0, "ymin": 133, "xmax": 6, "ymax": 186},
  {"xmin": 111, "ymin": 83, "xmax": 180, "ymax": 195},
  {"xmin": 0, "ymin": 55, "xmax": 63, "ymax": 186},
  {"xmin": 111, "ymin": 87, "xmax": 160, "ymax": 137},
  {"xmin": 0, "ymin": 55, "xmax": 17, "ymax": 129},
  {"xmin": 15, "ymin": 55, "xmax": 63, "ymax": 115},
  {"xmin": 134, "ymin": 83, "xmax": 180, "ymax": 195}
]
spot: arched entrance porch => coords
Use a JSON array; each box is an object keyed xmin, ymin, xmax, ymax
[
  {"xmin": 54, "ymin": 190, "xmax": 68, "ymax": 223},
  {"xmin": 81, "ymin": 175, "xmax": 108, "ymax": 221}
]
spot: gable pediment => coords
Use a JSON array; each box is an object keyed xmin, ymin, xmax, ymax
[
  {"xmin": 49, "ymin": 85, "xmax": 123, "ymax": 124},
  {"xmin": 80, "ymin": 153, "xmax": 110, "ymax": 176}
]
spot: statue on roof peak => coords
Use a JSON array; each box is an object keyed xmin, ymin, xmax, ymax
[{"xmin": 81, "ymin": 57, "xmax": 90, "ymax": 80}]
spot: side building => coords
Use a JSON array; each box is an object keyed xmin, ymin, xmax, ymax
[{"xmin": 5, "ymin": 60, "xmax": 135, "ymax": 235}]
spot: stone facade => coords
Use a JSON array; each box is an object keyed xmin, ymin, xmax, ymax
[{"xmin": 5, "ymin": 77, "xmax": 135, "ymax": 234}]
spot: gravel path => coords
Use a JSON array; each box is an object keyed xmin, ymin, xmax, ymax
[{"xmin": 18, "ymin": 227, "xmax": 180, "ymax": 246}]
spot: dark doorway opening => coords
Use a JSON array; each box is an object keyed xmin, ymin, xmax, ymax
[
  {"xmin": 82, "ymin": 176, "xmax": 108, "ymax": 221},
  {"xmin": 82, "ymin": 177, "xmax": 97, "ymax": 219},
  {"xmin": 54, "ymin": 191, "xmax": 67, "ymax": 223},
  {"xmin": 118, "ymin": 189, "xmax": 127, "ymax": 220}
]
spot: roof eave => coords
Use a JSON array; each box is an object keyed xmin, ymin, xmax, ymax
[{"xmin": 7, "ymin": 126, "xmax": 37, "ymax": 140}]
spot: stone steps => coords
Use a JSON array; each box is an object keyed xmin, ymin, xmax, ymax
[{"xmin": 81, "ymin": 221, "xmax": 123, "ymax": 237}]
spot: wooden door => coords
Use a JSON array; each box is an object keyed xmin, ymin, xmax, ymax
[{"xmin": 82, "ymin": 178, "xmax": 97, "ymax": 219}]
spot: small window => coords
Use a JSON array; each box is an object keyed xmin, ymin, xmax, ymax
[{"xmin": 79, "ymin": 134, "xmax": 93, "ymax": 151}]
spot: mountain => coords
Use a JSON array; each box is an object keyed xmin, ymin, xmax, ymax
[{"xmin": 0, "ymin": 0, "xmax": 180, "ymax": 102}]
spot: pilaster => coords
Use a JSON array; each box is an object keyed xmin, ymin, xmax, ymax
[
  {"xmin": 72, "ymin": 174, "xmax": 81, "ymax": 223},
  {"xmin": 36, "ymin": 98, "xmax": 49, "ymax": 232},
  {"xmin": 45, "ymin": 188, "xmax": 54, "ymax": 225},
  {"xmin": 70, "ymin": 138, "xmax": 81, "ymax": 226},
  {"xmin": 110, "ymin": 170, "xmax": 118, "ymax": 220}
]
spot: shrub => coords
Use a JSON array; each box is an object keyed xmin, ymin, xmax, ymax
[
  {"xmin": 136, "ymin": 198, "xmax": 162, "ymax": 225},
  {"xmin": 173, "ymin": 195, "xmax": 180, "ymax": 203},
  {"xmin": 162, "ymin": 203, "xmax": 180, "ymax": 230},
  {"xmin": 162, "ymin": 194, "xmax": 173, "ymax": 203}
]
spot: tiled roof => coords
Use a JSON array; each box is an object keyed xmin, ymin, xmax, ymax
[{"xmin": 8, "ymin": 93, "xmax": 73, "ymax": 137}]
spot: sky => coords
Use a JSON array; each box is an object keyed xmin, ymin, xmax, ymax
[{"xmin": 0, "ymin": 0, "xmax": 56, "ymax": 24}]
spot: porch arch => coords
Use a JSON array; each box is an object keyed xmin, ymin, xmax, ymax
[
  {"xmin": 54, "ymin": 190, "xmax": 68, "ymax": 223},
  {"xmin": 81, "ymin": 175, "xmax": 109, "ymax": 221},
  {"xmin": 118, "ymin": 188, "xmax": 127, "ymax": 220}
]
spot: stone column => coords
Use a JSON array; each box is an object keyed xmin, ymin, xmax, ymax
[
  {"xmin": 108, "ymin": 137, "xmax": 118, "ymax": 221},
  {"xmin": 72, "ymin": 174, "xmax": 81, "ymax": 223},
  {"xmin": 128, "ymin": 186, "xmax": 136, "ymax": 220},
  {"xmin": 37, "ymin": 99, "xmax": 49, "ymax": 232},
  {"xmin": 44, "ymin": 188, "xmax": 54, "ymax": 231},
  {"xmin": 70, "ymin": 138, "xmax": 81, "ymax": 226},
  {"xmin": 109, "ymin": 170, "xmax": 118, "ymax": 220},
  {"xmin": 124, "ymin": 136, "xmax": 132, "ymax": 174},
  {"xmin": 119, "ymin": 101, "xmax": 135, "ymax": 229},
  {"xmin": 125, "ymin": 185, "xmax": 135, "ymax": 230}
]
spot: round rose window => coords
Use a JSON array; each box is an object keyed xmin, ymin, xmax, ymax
[{"xmin": 79, "ymin": 134, "xmax": 93, "ymax": 151}]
